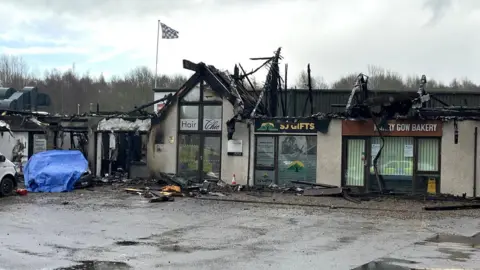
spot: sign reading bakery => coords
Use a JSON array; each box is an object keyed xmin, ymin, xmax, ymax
[{"xmin": 342, "ymin": 119, "xmax": 443, "ymax": 137}]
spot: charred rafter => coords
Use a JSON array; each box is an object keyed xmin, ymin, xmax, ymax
[{"xmin": 250, "ymin": 47, "xmax": 283, "ymax": 118}]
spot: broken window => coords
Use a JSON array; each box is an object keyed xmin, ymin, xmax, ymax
[
  {"xmin": 131, "ymin": 134, "xmax": 148, "ymax": 163},
  {"xmin": 182, "ymin": 83, "xmax": 200, "ymax": 102},
  {"xmin": 277, "ymin": 135, "xmax": 317, "ymax": 186},
  {"xmin": 203, "ymin": 82, "xmax": 222, "ymax": 102}
]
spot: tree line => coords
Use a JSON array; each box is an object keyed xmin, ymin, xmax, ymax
[
  {"xmin": 296, "ymin": 65, "xmax": 480, "ymax": 91},
  {"xmin": 0, "ymin": 55, "xmax": 187, "ymax": 114},
  {"xmin": 0, "ymin": 54, "xmax": 478, "ymax": 115}
]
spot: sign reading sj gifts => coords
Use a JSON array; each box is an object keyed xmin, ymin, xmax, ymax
[{"xmin": 255, "ymin": 119, "xmax": 318, "ymax": 133}]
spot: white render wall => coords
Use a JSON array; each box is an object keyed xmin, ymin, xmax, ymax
[
  {"xmin": 147, "ymin": 103, "xmax": 178, "ymax": 175},
  {"xmin": 221, "ymin": 100, "xmax": 252, "ymax": 186},
  {"xmin": 316, "ymin": 119, "xmax": 342, "ymax": 187},
  {"xmin": 441, "ymin": 120, "xmax": 480, "ymax": 197}
]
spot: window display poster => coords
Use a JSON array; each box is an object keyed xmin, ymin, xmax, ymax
[
  {"xmin": 277, "ymin": 136, "xmax": 316, "ymax": 185},
  {"xmin": 404, "ymin": 144, "xmax": 413, "ymax": 157},
  {"xmin": 256, "ymin": 137, "xmax": 275, "ymax": 167}
]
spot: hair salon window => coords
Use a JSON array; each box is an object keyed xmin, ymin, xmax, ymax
[
  {"xmin": 177, "ymin": 80, "xmax": 223, "ymax": 182},
  {"xmin": 178, "ymin": 81, "xmax": 223, "ymax": 132}
]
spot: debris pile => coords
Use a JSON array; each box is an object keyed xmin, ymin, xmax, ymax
[{"xmin": 124, "ymin": 185, "xmax": 183, "ymax": 203}]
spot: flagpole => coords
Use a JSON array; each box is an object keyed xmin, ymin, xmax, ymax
[{"xmin": 154, "ymin": 20, "xmax": 160, "ymax": 89}]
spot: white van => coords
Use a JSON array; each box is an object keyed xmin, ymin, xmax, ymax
[{"xmin": 0, "ymin": 153, "xmax": 18, "ymax": 196}]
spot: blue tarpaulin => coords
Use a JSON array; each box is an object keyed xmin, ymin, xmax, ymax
[{"xmin": 24, "ymin": 150, "xmax": 88, "ymax": 192}]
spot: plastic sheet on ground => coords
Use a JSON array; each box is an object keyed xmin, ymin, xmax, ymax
[{"xmin": 24, "ymin": 150, "xmax": 88, "ymax": 192}]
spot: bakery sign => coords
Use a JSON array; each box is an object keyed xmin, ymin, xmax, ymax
[{"xmin": 342, "ymin": 120, "xmax": 443, "ymax": 137}]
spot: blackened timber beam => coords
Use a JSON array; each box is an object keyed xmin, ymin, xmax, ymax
[{"xmin": 183, "ymin": 59, "xmax": 198, "ymax": 71}]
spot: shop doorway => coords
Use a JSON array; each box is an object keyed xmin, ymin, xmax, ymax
[
  {"xmin": 344, "ymin": 138, "xmax": 367, "ymax": 189},
  {"xmin": 177, "ymin": 134, "xmax": 221, "ymax": 183}
]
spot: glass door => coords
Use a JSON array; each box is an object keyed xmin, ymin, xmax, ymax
[
  {"xmin": 178, "ymin": 134, "xmax": 201, "ymax": 182},
  {"xmin": 202, "ymin": 135, "xmax": 221, "ymax": 181},
  {"xmin": 345, "ymin": 138, "xmax": 366, "ymax": 187},
  {"xmin": 254, "ymin": 136, "xmax": 276, "ymax": 186}
]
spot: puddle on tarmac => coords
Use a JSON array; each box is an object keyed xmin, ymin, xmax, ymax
[
  {"xmin": 55, "ymin": 261, "xmax": 132, "ymax": 270},
  {"xmin": 115, "ymin": 240, "xmax": 140, "ymax": 246},
  {"xmin": 350, "ymin": 261, "xmax": 414, "ymax": 270},
  {"xmin": 422, "ymin": 233, "xmax": 480, "ymax": 247}
]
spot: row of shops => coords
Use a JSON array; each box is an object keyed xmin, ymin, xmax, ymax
[
  {"xmin": 3, "ymin": 60, "xmax": 477, "ymax": 197},
  {"xmin": 148, "ymin": 69, "xmax": 480, "ymax": 197}
]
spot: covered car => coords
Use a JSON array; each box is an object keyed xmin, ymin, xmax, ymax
[{"xmin": 24, "ymin": 150, "xmax": 89, "ymax": 192}]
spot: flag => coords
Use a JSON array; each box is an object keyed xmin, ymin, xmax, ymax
[{"xmin": 160, "ymin": 22, "xmax": 179, "ymax": 39}]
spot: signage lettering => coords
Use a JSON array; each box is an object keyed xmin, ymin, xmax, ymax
[
  {"xmin": 180, "ymin": 119, "xmax": 198, "ymax": 130},
  {"xmin": 203, "ymin": 119, "xmax": 221, "ymax": 131},
  {"xmin": 374, "ymin": 123, "xmax": 437, "ymax": 132},
  {"xmin": 279, "ymin": 123, "xmax": 315, "ymax": 130},
  {"xmin": 343, "ymin": 120, "xmax": 442, "ymax": 137},
  {"xmin": 256, "ymin": 120, "xmax": 318, "ymax": 133}
]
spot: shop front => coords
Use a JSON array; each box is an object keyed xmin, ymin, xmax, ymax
[
  {"xmin": 253, "ymin": 119, "xmax": 319, "ymax": 186},
  {"xmin": 342, "ymin": 119, "xmax": 443, "ymax": 194},
  {"xmin": 176, "ymin": 81, "xmax": 223, "ymax": 183}
]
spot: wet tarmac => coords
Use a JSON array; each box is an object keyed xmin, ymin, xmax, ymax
[{"xmin": 1, "ymin": 189, "xmax": 480, "ymax": 270}]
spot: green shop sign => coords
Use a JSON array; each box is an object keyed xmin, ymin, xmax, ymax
[{"xmin": 255, "ymin": 119, "xmax": 319, "ymax": 133}]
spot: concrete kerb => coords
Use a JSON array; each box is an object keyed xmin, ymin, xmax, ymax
[{"xmin": 195, "ymin": 196, "xmax": 418, "ymax": 212}]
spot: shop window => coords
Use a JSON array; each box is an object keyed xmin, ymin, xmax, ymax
[
  {"xmin": 255, "ymin": 136, "xmax": 275, "ymax": 167},
  {"xmin": 179, "ymin": 105, "xmax": 199, "ymax": 131},
  {"xmin": 203, "ymin": 82, "xmax": 222, "ymax": 102},
  {"xmin": 277, "ymin": 135, "xmax": 317, "ymax": 185},
  {"xmin": 202, "ymin": 106, "xmax": 222, "ymax": 131},
  {"xmin": 370, "ymin": 137, "xmax": 414, "ymax": 193},
  {"xmin": 131, "ymin": 134, "xmax": 148, "ymax": 163},
  {"xmin": 417, "ymin": 138, "xmax": 439, "ymax": 171},
  {"xmin": 182, "ymin": 84, "xmax": 200, "ymax": 102}
]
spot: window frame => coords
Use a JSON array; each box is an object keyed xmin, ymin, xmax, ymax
[
  {"xmin": 416, "ymin": 137, "xmax": 441, "ymax": 174},
  {"xmin": 178, "ymin": 80, "xmax": 223, "ymax": 134},
  {"xmin": 253, "ymin": 134, "xmax": 317, "ymax": 186},
  {"xmin": 342, "ymin": 136, "xmax": 441, "ymax": 195}
]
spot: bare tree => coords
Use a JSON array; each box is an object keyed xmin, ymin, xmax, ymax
[
  {"xmin": 2, "ymin": 53, "xmax": 480, "ymax": 115},
  {"xmin": 366, "ymin": 65, "xmax": 404, "ymax": 90},
  {"xmin": 296, "ymin": 70, "xmax": 329, "ymax": 89},
  {"xmin": 331, "ymin": 73, "xmax": 359, "ymax": 89},
  {"xmin": 0, "ymin": 55, "xmax": 31, "ymax": 89}
]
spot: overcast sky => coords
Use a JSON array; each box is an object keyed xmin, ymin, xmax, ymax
[{"xmin": 0, "ymin": 0, "xmax": 479, "ymax": 85}]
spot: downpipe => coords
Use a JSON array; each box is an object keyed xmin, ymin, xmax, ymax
[{"xmin": 474, "ymin": 127, "xmax": 477, "ymax": 198}]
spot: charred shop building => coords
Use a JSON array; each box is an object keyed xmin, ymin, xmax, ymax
[{"xmin": 147, "ymin": 51, "xmax": 480, "ymax": 198}]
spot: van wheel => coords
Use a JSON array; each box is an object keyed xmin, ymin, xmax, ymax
[{"xmin": 0, "ymin": 176, "xmax": 15, "ymax": 197}]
